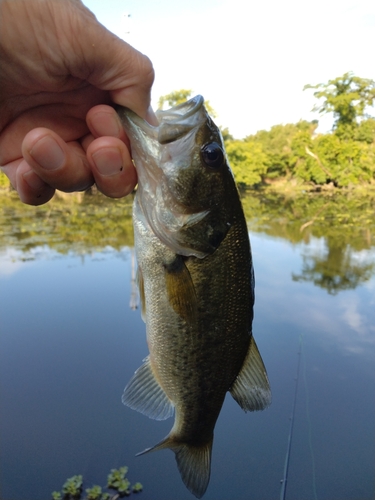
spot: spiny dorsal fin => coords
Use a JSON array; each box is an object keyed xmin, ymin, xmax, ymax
[
  {"xmin": 136, "ymin": 435, "xmax": 212, "ymax": 499},
  {"xmin": 230, "ymin": 335, "xmax": 272, "ymax": 411},
  {"xmin": 122, "ymin": 356, "xmax": 174, "ymax": 420},
  {"xmin": 164, "ymin": 256, "xmax": 198, "ymax": 323}
]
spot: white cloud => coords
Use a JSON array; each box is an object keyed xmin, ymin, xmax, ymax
[{"xmin": 0, "ymin": 249, "xmax": 25, "ymax": 276}]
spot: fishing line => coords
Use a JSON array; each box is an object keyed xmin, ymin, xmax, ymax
[
  {"xmin": 280, "ymin": 335, "xmax": 319, "ymax": 500},
  {"xmin": 301, "ymin": 339, "xmax": 318, "ymax": 500},
  {"xmin": 280, "ymin": 335, "xmax": 302, "ymax": 500}
]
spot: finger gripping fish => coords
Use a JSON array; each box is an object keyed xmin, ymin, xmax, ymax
[{"xmin": 118, "ymin": 96, "xmax": 271, "ymax": 498}]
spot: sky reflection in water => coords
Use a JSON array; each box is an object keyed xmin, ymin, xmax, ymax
[{"xmin": 0, "ymin": 196, "xmax": 374, "ymax": 500}]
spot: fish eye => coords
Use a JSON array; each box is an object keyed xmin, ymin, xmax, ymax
[{"xmin": 201, "ymin": 142, "xmax": 224, "ymax": 169}]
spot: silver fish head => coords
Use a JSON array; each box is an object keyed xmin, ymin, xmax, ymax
[{"xmin": 118, "ymin": 96, "xmax": 239, "ymax": 258}]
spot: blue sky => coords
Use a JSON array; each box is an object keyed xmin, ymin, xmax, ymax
[{"xmin": 83, "ymin": 0, "xmax": 375, "ymax": 138}]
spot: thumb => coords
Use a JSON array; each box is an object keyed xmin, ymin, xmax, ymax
[{"xmin": 63, "ymin": 1, "xmax": 155, "ymax": 119}]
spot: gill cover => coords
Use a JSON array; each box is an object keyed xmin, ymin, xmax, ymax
[{"xmin": 118, "ymin": 96, "xmax": 233, "ymax": 258}]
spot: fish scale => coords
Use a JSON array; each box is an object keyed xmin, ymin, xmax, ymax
[{"xmin": 118, "ymin": 96, "xmax": 271, "ymax": 498}]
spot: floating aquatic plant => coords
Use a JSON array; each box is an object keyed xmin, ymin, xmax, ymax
[
  {"xmin": 85, "ymin": 485, "xmax": 106, "ymax": 500},
  {"xmin": 62, "ymin": 475, "xmax": 83, "ymax": 498},
  {"xmin": 51, "ymin": 467, "xmax": 142, "ymax": 500},
  {"xmin": 131, "ymin": 483, "xmax": 143, "ymax": 494}
]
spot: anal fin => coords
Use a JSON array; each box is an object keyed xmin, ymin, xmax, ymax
[
  {"xmin": 122, "ymin": 356, "xmax": 174, "ymax": 420},
  {"xmin": 230, "ymin": 336, "xmax": 271, "ymax": 411}
]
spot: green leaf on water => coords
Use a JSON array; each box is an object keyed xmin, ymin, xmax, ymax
[
  {"xmin": 85, "ymin": 485, "xmax": 102, "ymax": 500},
  {"xmin": 132, "ymin": 483, "xmax": 143, "ymax": 493},
  {"xmin": 62, "ymin": 475, "xmax": 83, "ymax": 497}
]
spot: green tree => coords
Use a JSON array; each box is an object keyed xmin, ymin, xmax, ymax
[
  {"xmin": 247, "ymin": 121, "xmax": 317, "ymax": 180},
  {"xmin": 247, "ymin": 125, "xmax": 292, "ymax": 178},
  {"xmin": 304, "ymin": 72, "xmax": 375, "ymax": 139},
  {"xmin": 226, "ymin": 140, "xmax": 267, "ymax": 186},
  {"xmin": 355, "ymin": 117, "xmax": 375, "ymax": 143},
  {"xmin": 310, "ymin": 134, "xmax": 375, "ymax": 186},
  {"xmin": 290, "ymin": 128, "xmax": 329, "ymax": 185}
]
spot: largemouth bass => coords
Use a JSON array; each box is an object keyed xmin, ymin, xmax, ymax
[{"xmin": 118, "ymin": 96, "xmax": 271, "ymax": 498}]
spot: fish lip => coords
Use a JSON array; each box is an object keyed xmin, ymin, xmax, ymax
[
  {"xmin": 120, "ymin": 109, "xmax": 158, "ymax": 140},
  {"xmin": 156, "ymin": 95, "xmax": 204, "ymax": 122},
  {"xmin": 156, "ymin": 95, "xmax": 206, "ymax": 144},
  {"xmin": 118, "ymin": 95, "xmax": 206, "ymax": 145}
]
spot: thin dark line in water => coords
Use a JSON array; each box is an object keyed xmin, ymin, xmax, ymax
[
  {"xmin": 301, "ymin": 339, "xmax": 318, "ymax": 500},
  {"xmin": 280, "ymin": 335, "xmax": 302, "ymax": 500},
  {"xmin": 280, "ymin": 335, "xmax": 319, "ymax": 500}
]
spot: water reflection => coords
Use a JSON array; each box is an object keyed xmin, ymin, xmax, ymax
[
  {"xmin": 242, "ymin": 191, "xmax": 375, "ymax": 294},
  {"xmin": 1, "ymin": 190, "xmax": 374, "ymax": 293},
  {"xmin": 0, "ymin": 192, "xmax": 135, "ymax": 254},
  {"xmin": 0, "ymin": 191, "xmax": 374, "ymax": 500},
  {"xmin": 293, "ymin": 239, "xmax": 375, "ymax": 294}
]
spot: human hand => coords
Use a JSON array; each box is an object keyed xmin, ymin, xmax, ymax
[{"xmin": 0, "ymin": 0, "xmax": 156, "ymax": 205}]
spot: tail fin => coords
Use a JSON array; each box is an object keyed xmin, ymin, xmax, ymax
[{"xmin": 137, "ymin": 435, "xmax": 213, "ymax": 498}]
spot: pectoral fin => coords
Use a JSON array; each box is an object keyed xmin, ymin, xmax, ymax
[
  {"xmin": 122, "ymin": 356, "xmax": 174, "ymax": 420},
  {"xmin": 136, "ymin": 266, "xmax": 146, "ymax": 322},
  {"xmin": 164, "ymin": 256, "xmax": 198, "ymax": 323},
  {"xmin": 230, "ymin": 336, "xmax": 271, "ymax": 411}
]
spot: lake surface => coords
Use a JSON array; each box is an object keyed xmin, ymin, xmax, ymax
[{"xmin": 0, "ymin": 190, "xmax": 374, "ymax": 500}]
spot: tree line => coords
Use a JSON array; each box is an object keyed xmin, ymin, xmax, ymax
[
  {"xmin": 1, "ymin": 73, "xmax": 374, "ymax": 192},
  {"xmin": 160, "ymin": 73, "xmax": 375, "ymax": 188}
]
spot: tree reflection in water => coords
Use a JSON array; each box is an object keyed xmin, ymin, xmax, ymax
[
  {"xmin": 241, "ymin": 189, "xmax": 375, "ymax": 294},
  {"xmin": 1, "ymin": 189, "xmax": 374, "ymax": 294},
  {"xmin": 292, "ymin": 240, "xmax": 375, "ymax": 294}
]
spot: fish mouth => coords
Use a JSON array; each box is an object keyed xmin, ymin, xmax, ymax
[
  {"xmin": 156, "ymin": 95, "xmax": 205, "ymax": 144},
  {"xmin": 117, "ymin": 96, "xmax": 218, "ymax": 258},
  {"xmin": 122, "ymin": 95, "xmax": 206, "ymax": 146},
  {"xmin": 156, "ymin": 94, "xmax": 204, "ymax": 122}
]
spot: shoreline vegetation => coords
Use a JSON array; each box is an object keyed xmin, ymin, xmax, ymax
[
  {"xmin": 1, "ymin": 179, "xmax": 374, "ymax": 250},
  {"xmin": 160, "ymin": 73, "xmax": 375, "ymax": 190},
  {"xmin": 1, "ymin": 179, "xmax": 374, "ymax": 296},
  {"xmin": 1, "ymin": 73, "xmax": 375, "ymax": 194},
  {"xmin": 1, "ymin": 170, "xmax": 375, "ymax": 199}
]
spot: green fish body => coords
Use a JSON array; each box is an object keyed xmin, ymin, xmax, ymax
[{"xmin": 118, "ymin": 96, "xmax": 271, "ymax": 498}]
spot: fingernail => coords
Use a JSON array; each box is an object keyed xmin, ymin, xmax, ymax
[
  {"xmin": 92, "ymin": 148, "xmax": 124, "ymax": 176},
  {"xmin": 30, "ymin": 136, "xmax": 65, "ymax": 170},
  {"xmin": 23, "ymin": 170, "xmax": 48, "ymax": 190}
]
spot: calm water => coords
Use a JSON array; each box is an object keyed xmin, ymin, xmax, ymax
[{"xmin": 0, "ymin": 191, "xmax": 374, "ymax": 500}]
